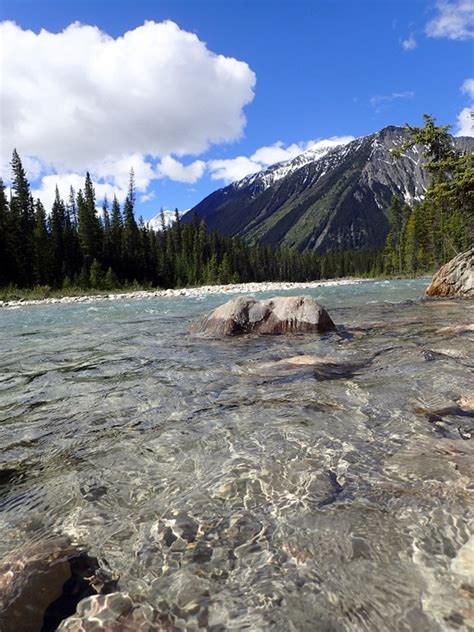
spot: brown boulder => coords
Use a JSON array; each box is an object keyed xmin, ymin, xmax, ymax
[
  {"xmin": 190, "ymin": 295, "xmax": 335, "ymax": 336},
  {"xmin": 0, "ymin": 538, "xmax": 116, "ymax": 632},
  {"xmin": 426, "ymin": 248, "xmax": 474, "ymax": 297}
]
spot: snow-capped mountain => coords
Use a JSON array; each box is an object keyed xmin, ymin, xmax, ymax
[
  {"xmin": 185, "ymin": 126, "xmax": 473, "ymax": 253},
  {"xmin": 147, "ymin": 209, "xmax": 184, "ymax": 232},
  {"xmin": 235, "ymin": 137, "xmax": 353, "ymax": 193}
]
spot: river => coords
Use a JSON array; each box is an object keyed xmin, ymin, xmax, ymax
[{"xmin": 0, "ymin": 278, "xmax": 473, "ymax": 631}]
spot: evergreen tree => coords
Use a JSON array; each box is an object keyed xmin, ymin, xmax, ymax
[
  {"xmin": 109, "ymin": 195, "xmax": 123, "ymax": 276},
  {"xmin": 391, "ymin": 114, "xmax": 473, "ymax": 267},
  {"xmin": 122, "ymin": 169, "xmax": 141, "ymax": 281},
  {"xmin": 0, "ymin": 179, "xmax": 10, "ymax": 286},
  {"xmin": 50, "ymin": 186, "xmax": 66, "ymax": 285},
  {"xmin": 9, "ymin": 149, "xmax": 35, "ymax": 284},
  {"xmin": 89, "ymin": 259, "xmax": 104, "ymax": 289},
  {"xmin": 77, "ymin": 173, "xmax": 102, "ymax": 270},
  {"xmin": 33, "ymin": 199, "xmax": 51, "ymax": 285}
]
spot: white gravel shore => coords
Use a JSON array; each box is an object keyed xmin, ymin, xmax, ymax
[{"xmin": 0, "ymin": 278, "xmax": 364, "ymax": 309}]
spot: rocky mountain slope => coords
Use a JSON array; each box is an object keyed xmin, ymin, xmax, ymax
[{"xmin": 186, "ymin": 126, "xmax": 474, "ymax": 253}]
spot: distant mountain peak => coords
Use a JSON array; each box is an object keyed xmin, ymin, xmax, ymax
[
  {"xmin": 185, "ymin": 125, "xmax": 473, "ymax": 254},
  {"xmin": 147, "ymin": 209, "xmax": 184, "ymax": 231}
]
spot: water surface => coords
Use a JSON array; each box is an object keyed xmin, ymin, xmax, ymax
[{"xmin": 1, "ymin": 278, "xmax": 473, "ymax": 631}]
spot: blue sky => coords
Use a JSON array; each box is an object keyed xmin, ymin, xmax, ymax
[{"xmin": 1, "ymin": 0, "xmax": 473, "ymax": 220}]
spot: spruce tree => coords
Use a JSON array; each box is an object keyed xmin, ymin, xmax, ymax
[
  {"xmin": 122, "ymin": 169, "xmax": 141, "ymax": 281},
  {"xmin": 0, "ymin": 179, "xmax": 10, "ymax": 286},
  {"xmin": 9, "ymin": 149, "xmax": 35, "ymax": 284},
  {"xmin": 33, "ymin": 199, "xmax": 51, "ymax": 285},
  {"xmin": 50, "ymin": 186, "xmax": 66, "ymax": 285}
]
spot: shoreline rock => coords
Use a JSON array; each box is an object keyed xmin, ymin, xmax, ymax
[
  {"xmin": 426, "ymin": 248, "xmax": 474, "ymax": 298},
  {"xmin": 189, "ymin": 295, "xmax": 336, "ymax": 336}
]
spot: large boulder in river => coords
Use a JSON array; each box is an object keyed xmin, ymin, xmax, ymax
[
  {"xmin": 190, "ymin": 296, "xmax": 335, "ymax": 336},
  {"xmin": 425, "ymin": 248, "xmax": 474, "ymax": 298}
]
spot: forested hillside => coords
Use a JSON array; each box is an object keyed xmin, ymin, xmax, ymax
[
  {"xmin": 0, "ymin": 151, "xmax": 382, "ymax": 293},
  {"xmin": 187, "ymin": 123, "xmax": 473, "ymax": 255},
  {"xmin": 0, "ymin": 117, "xmax": 471, "ymax": 294}
]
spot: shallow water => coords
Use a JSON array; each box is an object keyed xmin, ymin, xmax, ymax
[{"xmin": 1, "ymin": 278, "xmax": 473, "ymax": 631}]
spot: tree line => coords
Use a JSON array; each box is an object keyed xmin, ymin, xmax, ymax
[
  {"xmin": 0, "ymin": 116, "xmax": 470, "ymax": 292},
  {"xmin": 0, "ymin": 151, "xmax": 381, "ymax": 292}
]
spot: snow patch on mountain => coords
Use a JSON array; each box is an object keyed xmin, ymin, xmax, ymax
[
  {"xmin": 233, "ymin": 136, "xmax": 355, "ymax": 193},
  {"xmin": 147, "ymin": 209, "xmax": 184, "ymax": 231}
]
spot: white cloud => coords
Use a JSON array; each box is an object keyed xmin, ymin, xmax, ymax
[
  {"xmin": 1, "ymin": 19, "xmax": 255, "ymax": 195},
  {"xmin": 208, "ymin": 156, "xmax": 263, "ymax": 183},
  {"xmin": 157, "ymin": 156, "xmax": 206, "ymax": 183},
  {"xmin": 370, "ymin": 91, "xmax": 415, "ymax": 112},
  {"xmin": 456, "ymin": 77, "xmax": 474, "ymax": 136},
  {"xmin": 456, "ymin": 107, "xmax": 474, "ymax": 135},
  {"xmin": 32, "ymin": 173, "xmax": 116, "ymax": 212},
  {"xmin": 140, "ymin": 191, "xmax": 156, "ymax": 203},
  {"xmin": 28, "ymin": 152, "xmax": 157, "ymax": 212},
  {"xmin": 426, "ymin": 0, "xmax": 474, "ymax": 40},
  {"xmin": 250, "ymin": 140, "xmax": 315, "ymax": 165},
  {"xmin": 401, "ymin": 34, "xmax": 417, "ymax": 50},
  {"xmin": 461, "ymin": 77, "xmax": 474, "ymax": 99},
  {"xmin": 208, "ymin": 136, "xmax": 355, "ymax": 184}
]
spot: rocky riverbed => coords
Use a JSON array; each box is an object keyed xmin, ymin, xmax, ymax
[{"xmin": 0, "ymin": 277, "xmax": 473, "ymax": 631}]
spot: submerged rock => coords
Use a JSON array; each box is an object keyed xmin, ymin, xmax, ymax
[
  {"xmin": 0, "ymin": 537, "xmax": 116, "ymax": 632},
  {"xmin": 57, "ymin": 593, "xmax": 170, "ymax": 631},
  {"xmin": 426, "ymin": 248, "xmax": 474, "ymax": 298},
  {"xmin": 190, "ymin": 295, "xmax": 335, "ymax": 336}
]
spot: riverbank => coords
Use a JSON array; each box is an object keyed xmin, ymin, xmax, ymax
[{"xmin": 0, "ymin": 277, "xmax": 366, "ymax": 308}]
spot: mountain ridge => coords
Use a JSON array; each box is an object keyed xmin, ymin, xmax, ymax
[{"xmin": 185, "ymin": 125, "xmax": 474, "ymax": 253}]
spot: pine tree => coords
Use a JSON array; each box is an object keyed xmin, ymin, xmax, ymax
[
  {"xmin": 104, "ymin": 266, "xmax": 119, "ymax": 290},
  {"xmin": 392, "ymin": 114, "xmax": 472, "ymax": 264},
  {"xmin": 0, "ymin": 179, "xmax": 10, "ymax": 286},
  {"xmin": 89, "ymin": 259, "xmax": 104, "ymax": 289},
  {"xmin": 33, "ymin": 199, "xmax": 51, "ymax": 285},
  {"xmin": 77, "ymin": 173, "xmax": 102, "ymax": 270},
  {"xmin": 9, "ymin": 149, "xmax": 35, "ymax": 284},
  {"xmin": 50, "ymin": 186, "xmax": 66, "ymax": 285},
  {"xmin": 109, "ymin": 195, "xmax": 123, "ymax": 277},
  {"xmin": 122, "ymin": 169, "xmax": 141, "ymax": 281}
]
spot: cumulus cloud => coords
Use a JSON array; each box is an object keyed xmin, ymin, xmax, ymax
[
  {"xmin": 208, "ymin": 156, "xmax": 263, "ymax": 183},
  {"xmin": 157, "ymin": 156, "xmax": 206, "ymax": 183},
  {"xmin": 401, "ymin": 34, "xmax": 417, "ymax": 50},
  {"xmin": 426, "ymin": 0, "xmax": 474, "ymax": 40},
  {"xmin": 1, "ymin": 19, "xmax": 255, "ymax": 198},
  {"xmin": 456, "ymin": 77, "xmax": 474, "ymax": 136},
  {"xmin": 208, "ymin": 136, "xmax": 355, "ymax": 184},
  {"xmin": 30, "ymin": 153, "xmax": 156, "ymax": 210}
]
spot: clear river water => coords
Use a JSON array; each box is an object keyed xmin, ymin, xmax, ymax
[{"xmin": 0, "ymin": 278, "xmax": 473, "ymax": 631}]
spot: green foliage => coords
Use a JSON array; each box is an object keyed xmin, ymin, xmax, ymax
[
  {"xmin": 4, "ymin": 148, "xmax": 448, "ymax": 296},
  {"xmin": 104, "ymin": 267, "xmax": 119, "ymax": 290},
  {"xmin": 89, "ymin": 259, "xmax": 104, "ymax": 289},
  {"xmin": 385, "ymin": 114, "xmax": 473, "ymax": 274}
]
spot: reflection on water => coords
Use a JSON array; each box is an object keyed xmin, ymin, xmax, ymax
[{"xmin": 0, "ymin": 278, "xmax": 473, "ymax": 631}]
